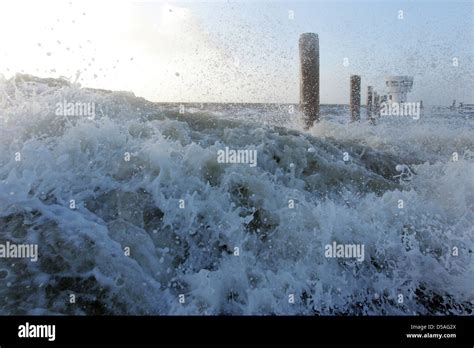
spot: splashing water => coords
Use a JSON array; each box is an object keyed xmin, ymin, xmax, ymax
[{"xmin": 0, "ymin": 75, "xmax": 472, "ymax": 315}]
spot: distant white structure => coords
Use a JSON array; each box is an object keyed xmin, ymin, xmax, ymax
[{"xmin": 384, "ymin": 76, "xmax": 414, "ymax": 104}]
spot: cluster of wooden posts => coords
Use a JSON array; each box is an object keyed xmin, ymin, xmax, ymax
[
  {"xmin": 350, "ymin": 76, "xmax": 391, "ymax": 124},
  {"xmin": 299, "ymin": 33, "xmax": 387, "ymax": 128}
]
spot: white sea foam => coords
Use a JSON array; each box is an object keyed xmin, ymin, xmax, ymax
[{"xmin": 0, "ymin": 75, "xmax": 472, "ymax": 315}]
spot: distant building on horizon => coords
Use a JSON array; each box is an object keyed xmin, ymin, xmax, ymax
[{"xmin": 385, "ymin": 76, "xmax": 414, "ymax": 104}]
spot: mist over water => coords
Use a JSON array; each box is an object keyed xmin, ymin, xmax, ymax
[{"xmin": 0, "ymin": 75, "xmax": 472, "ymax": 315}]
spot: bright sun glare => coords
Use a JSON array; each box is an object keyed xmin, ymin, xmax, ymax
[{"xmin": 0, "ymin": 1, "xmax": 230, "ymax": 102}]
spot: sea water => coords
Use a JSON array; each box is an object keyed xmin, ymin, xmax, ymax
[{"xmin": 0, "ymin": 75, "xmax": 472, "ymax": 315}]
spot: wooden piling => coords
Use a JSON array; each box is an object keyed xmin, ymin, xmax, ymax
[
  {"xmin": 299, "ymin": 33, "xmax": 319, "ymax": 128},
  {"xmin": 366, "ymin": 86, "xmax": 374, "ymax": 123},
  {"xmin": 374, "ymin": 92, "xmax": 380, "ymax": 117},
  {"xmin": 350, "ymin": 75, "xmax": 361, "ymax": 122}
]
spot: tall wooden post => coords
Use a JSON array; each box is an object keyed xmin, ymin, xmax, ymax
[
  {"xmin": 366, "ymin": 86, "xmax": 374, "ymax": 123},
  {"xmin": 299, "ymin": 33, "xmax": 319, "ymax": 129},
  {"xmin": 374, "ymin": 92, "xmax": 380, "ymax": 117},
  {"xmin": 350, "ymin": 75, "xmax": 361, "ymax": 122}
]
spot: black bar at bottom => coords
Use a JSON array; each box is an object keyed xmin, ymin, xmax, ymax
[{"xmin": 0, "ymin": 316, "xmax": 472, "ymax": 345}]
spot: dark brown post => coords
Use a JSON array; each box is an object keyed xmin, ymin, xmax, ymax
[
  {"xmin": 366, "ymin": 86, "xmax": 374, "ymax": 123},
  {"xmin": 299, "ymin": 33, "xmax": 319, "ymax": 128},
  {"xmin": 350, "ymin": 75, "xmax": 361, "ymax": 122},
  {"xmin": 374, "ymin": 92, "xmax": 380, "ymax": 117}
]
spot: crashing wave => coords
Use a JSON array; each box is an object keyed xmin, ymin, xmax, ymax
[{"xmin": 0, "ymin": 74, "xmax": 472, "ymax": 315}]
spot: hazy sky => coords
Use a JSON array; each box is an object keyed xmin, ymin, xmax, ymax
[{"xmin": 0, "ymin": 0, "xmax": 472, "ymax": 104}]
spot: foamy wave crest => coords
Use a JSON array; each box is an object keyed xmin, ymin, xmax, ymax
[{"xmin": 0, "ymin": 75, "xmax": 472, "ymax": 315}]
